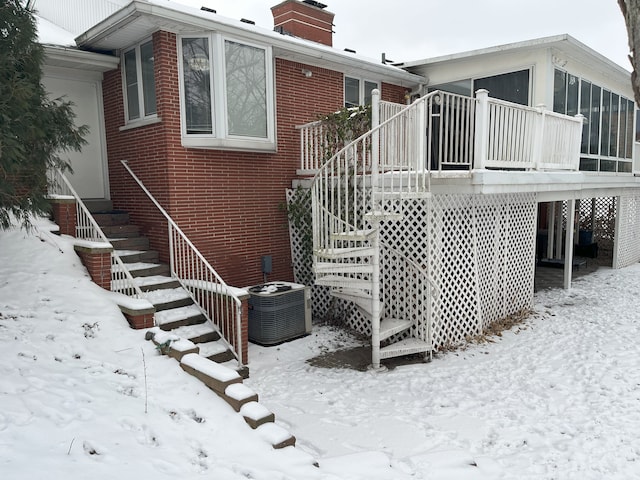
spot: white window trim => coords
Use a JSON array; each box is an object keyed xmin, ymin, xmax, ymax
[
  {"xmin": 344, "ymin": 76, "xmax": 380, "ymax": 107},
  {"xmin": 121, "ymin": 38, "xmax": 158, "ymax": 126},
  {"xmin": 177, "ymin": 33, "xmax": 276, "ymax": 152}
]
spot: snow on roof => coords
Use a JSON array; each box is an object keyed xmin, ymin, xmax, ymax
[{"xmin": 35, "ymin": 14, "xmax": 77, "ymax": 47}]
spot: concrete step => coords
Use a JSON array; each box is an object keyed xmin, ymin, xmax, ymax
[
  {"xmin": 155, "ymin": 304, "xmax": 206, "ymax": 331},
  {"xmin": 223, "ymin": 384, "xmax": 258, "ymax": 412},
  {"xmin": 240, "ymin": 401, "xmax": 275, "ymax": 429},
  {"xmin": 172, "ymin": 322, "xmax": 221, "ymax": 344},
  {"xmin": 180, "ymin": 353, "xmax": 242, "ymax": 395},
  {"xmin": 93, "ymin": 211, "xmax": 129, "ymax": 226},
  {"xmin": 117, "ymin": 249, "xmax": 159, "ymax": 264},
  {"xmin": 256, "ymin": 422, "xmax": 296, "ymax": 449},
  {"xmin": 108, "ymin": 236, "xmax": 150, "ymax": 250},
  {"xmin": 133, "ymin": 275, "xmax": 181, "ymax": 292},
  {"xmin": 145, "ymin": 286, "xmax": 194, "ymax": 311},
  {"xmin": 83, "ymin": 199, "xmax": 113, "ymax": 213},
  {"xmin": 115, "ymin": 261, "xmax": 170, "ymax": 278},
  {"xmin": 380, "ymin": 337, "xmax": 431, "ymax": 360},
  {"xmin": 198, "ymin": 339, "xmax": 236, "ymax": 363},
  {"xmin": 102, "ymin": 224, "xmax": 141, "ymax": 238}
]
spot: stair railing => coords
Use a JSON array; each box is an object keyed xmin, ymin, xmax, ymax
[
  {"xmin": 120, "ymin": 161, "xmax": 245, "ymax": 366},
  {"xmin": 47, "ymin": 168, "xmax": 145, "ymax": 298}
]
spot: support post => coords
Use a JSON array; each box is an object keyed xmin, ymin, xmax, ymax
[
  {"xmin": 547, "ymin": 202, "xmax": 556, "ymax": 260},
  {"xmin": 564, "ymin": 199, "xmax": 576, "ymax": 289},
  {"xmin": 371, "ymin": 225, "xmax": 382, "ymax": 370},
  {"xmin": 473, "ymin": 89, "xmax": 490, "ymax": 170},
  {"xmin": 613, "ymin": 196, "xmax": 622, "ymax": 269},
  {"xmin": 554, "ymin": 201, "xmax": 563, "ymax": 260},
  {"xmin": 532, "ymin": 105, "xmax": 546, "ymax": 169}
]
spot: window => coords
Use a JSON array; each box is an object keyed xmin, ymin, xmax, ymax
[
  {"xmin": 554, "ymin": 68, "xmax": 635, "ymax": 172},
  {"xmin": 122, "ymin": 40, "xmax": 156, "ymax": 123},
  {"xmin": 474, "ymin": 69, "xmax": 530, "ymax": 105},
  {"xmin": 179, "ymin": 34, "xmax": 274, "ymax": 151},
  {"xmin": 344, "ymin": 76, "xmax": 379, "ymax": 107}
]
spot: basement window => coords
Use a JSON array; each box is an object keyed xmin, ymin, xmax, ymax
[
  {"xmin": 122, "ymin": 39, "xmax": 157, "ymax": 125},
  {"xmin": 178, "ymin": 34, "xmax": 275, "ymax": 151}
]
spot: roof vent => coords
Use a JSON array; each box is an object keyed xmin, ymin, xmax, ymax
[
  {"xmin": 240, "ymin": 18, "xmax": 255, "ymax": 25},
  {"xmin": 302, "ymin": 0, "xmax": 327, "ymax": 9},
  {"xmin": 200, "ymin": 6, "xmax": 216, "ymax": 13}
]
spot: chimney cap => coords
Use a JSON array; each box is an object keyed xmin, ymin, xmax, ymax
[{"xmin": 302, "ymin": 0, "xmax": 328, "ymax": 9}]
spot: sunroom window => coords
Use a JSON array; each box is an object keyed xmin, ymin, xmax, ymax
[
  {"xmin": 122, "ymin": 40, "xmax": 156, "ymax": 123},
  {"xmin": 345, "ymin": 76, "xmax": 379, "ymax": 108},
  {"xmin": 179, "ymin": 34, "xmax": 274, "ymax": 151}
]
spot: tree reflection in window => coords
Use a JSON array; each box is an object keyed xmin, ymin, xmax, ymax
[
  {"xmin": 224, "ymin": 40, "xmax": 267, "ymax": 138},
  {"xmin": 182, "ymin": 37, "xmax": 213, "ymax": 134}
]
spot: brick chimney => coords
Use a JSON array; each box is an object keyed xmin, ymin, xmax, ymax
[{"xmin": 271, "ymin": 0, "xmax": 335, "ymax": 47}]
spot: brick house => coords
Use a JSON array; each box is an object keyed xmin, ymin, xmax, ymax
[{"xmin": 37, "ymin": 1, "xmax": 640, "ymax": 370}]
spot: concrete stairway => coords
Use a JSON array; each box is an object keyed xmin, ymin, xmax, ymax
[{"xmin": 86, "ymin": 201, "xmax": 247, "ymax": 377}]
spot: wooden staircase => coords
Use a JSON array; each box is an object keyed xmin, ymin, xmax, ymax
[{"xmin": 86, "ymin": 201, "xmax": 247, "ymax": 377}]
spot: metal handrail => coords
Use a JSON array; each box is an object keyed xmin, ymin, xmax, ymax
[
  {"xmin": 120, "ymin": 161, "xmax": 245, "ymax": 366},
  {"xmin": 47, "ymin": 169, "xmax": 145, "ymax": 299}
]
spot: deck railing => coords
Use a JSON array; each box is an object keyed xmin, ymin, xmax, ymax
[
  {"xmin": 301, "ymin": 90, "xmax": 583, "ymax": 174},
  {"xmin": 121, "ymin": 161, "xmax": 245, "ymax": 366},
  {"xmin": 475, "ymin": 89, "xmax": 583, "ymax": 170},
  {"xmin": 47, "ymin": 169, "xmax": 145, "ymax": 298},
  {"xmin": 297, "ymin": 100, "xmax": 409, "ymax": 174}
]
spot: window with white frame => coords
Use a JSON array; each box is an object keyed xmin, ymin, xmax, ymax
[
  {"xmin": 122, "ymin": 40, "xmax": 156, "ymax": 123},
  {"xmin": 179, "ymin": 34, "xmax": 274, "ymax": 150},
  {"xmin": 344, "ymin": 76, "xmax": 379, "ymax": 108}
]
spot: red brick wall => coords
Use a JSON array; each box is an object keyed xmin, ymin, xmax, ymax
[{"xmin": 102, "ymin": 31, "xmax": 406, "ymax": 289}]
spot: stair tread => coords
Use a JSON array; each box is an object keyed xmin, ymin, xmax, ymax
[
  {"xmin": 316, "ymin": 247, "xmax": 375, "ymax": 259},
  {"xmin": 315, "ymin": 262, "xmax": 374, "ymax": 274},
  {"xmin": 154, "ymin": 305, "xmax": 203, "ymax": 325},
  {"xmin": 198, "ymin": 340, "xmax": 231, "ymax": 357},
  {"xmin": 331, "ymin": 288, "xmax": 372, "ymax": 300},
  {"xmin": 315, "ymin": 275, "xmax": 371, "ymax": 289},
  {"xmin": 330, "ymin": 229, "xmax": 376, "ymax": 240},
  {"xmin": 380, "ymin": 338, "xmax": 431, "ymax": 359},
  {"xmin": 380, "ymin": 318, "xmax": 413, "ymax": 339},
  {"xmin": 172, "ymin": 322, "xmax": 217, "ymax": 339},
  {"xmin": 113, "ymin": 261, "xmax": 160, "ymax": 272},
  {"xmin": 133, "ymin": 275, "xmax": 176, "ymax": 287},
  {"xmin": 144, "ymin": 287, "xmax": 192, "ymax": 305}
]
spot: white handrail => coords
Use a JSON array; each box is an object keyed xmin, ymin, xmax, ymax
[
  {"xmin": 47, "ymin": 169, "xmax": 145, "ymax": 299},
  {"xmin": 120, "ymin": 161, "xmax": 245, "ymax": 366}
]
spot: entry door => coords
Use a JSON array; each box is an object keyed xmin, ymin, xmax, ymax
[{"xmin": 43, "ymin": 75, "xmax": 108, "ymax": 199}]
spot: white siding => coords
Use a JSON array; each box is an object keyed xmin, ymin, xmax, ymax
[{"xmin": 33, "ymin": 0, "xmax": 129, "ymax": 35}]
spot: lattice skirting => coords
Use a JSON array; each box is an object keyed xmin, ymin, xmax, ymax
[
  {"xmin": 614, "ymin": 194, "xmax": 640, "ymax": 269},
  {"xmin": 287, "ymin": 187, "xmax": 541, "ymax": 349},
  {"xmin": 428, "ymin": 193, "xmax": 537, "ymax": 347}
]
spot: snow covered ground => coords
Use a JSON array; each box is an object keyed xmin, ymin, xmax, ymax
[{"xmin": 2, "ymin": 218, "xmax": 640, "ymax": 479}]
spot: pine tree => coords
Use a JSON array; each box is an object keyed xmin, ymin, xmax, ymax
[{"xmin": 0, "ymin": 0, "xmax": 87, "ymax": 230}]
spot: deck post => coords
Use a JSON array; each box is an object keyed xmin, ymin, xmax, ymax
[
  {"xmin": 547, "ymin": 202, "xmax": 556, "ymax": 259},
  {"xmin": 532, "ymin": 105, "xmax": 546, "ymax": 169},
  {"xmin": 564, "ymin": 198, "xmax": 576, "ymax": 289},
  {"xmin": 554, "ymin": 201, "xmax": 563, "ymax": 260},
  {"xmin": 371, "ymin": 225, "xmax": 381, "ymax": 370},
  {"xmin": 473, "ymin": 89, "xmax": 489, "ymax": 169}
]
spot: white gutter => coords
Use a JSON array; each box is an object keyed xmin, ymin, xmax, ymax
[{"xmin": 75, "ymin": 0, "xmax": 423, "ymax": 86}]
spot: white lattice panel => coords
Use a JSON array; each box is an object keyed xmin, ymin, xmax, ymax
[
  {"xmin": 429, "ymin": 193, "xmax": 536, "ymax": 348},
  {"xmin": 289, "ymin": 187, "xmax": 538, "ymax": 350},
  {"xmin": 614, "ymin": 194, "xmax": 640, "ymax": 269}
]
